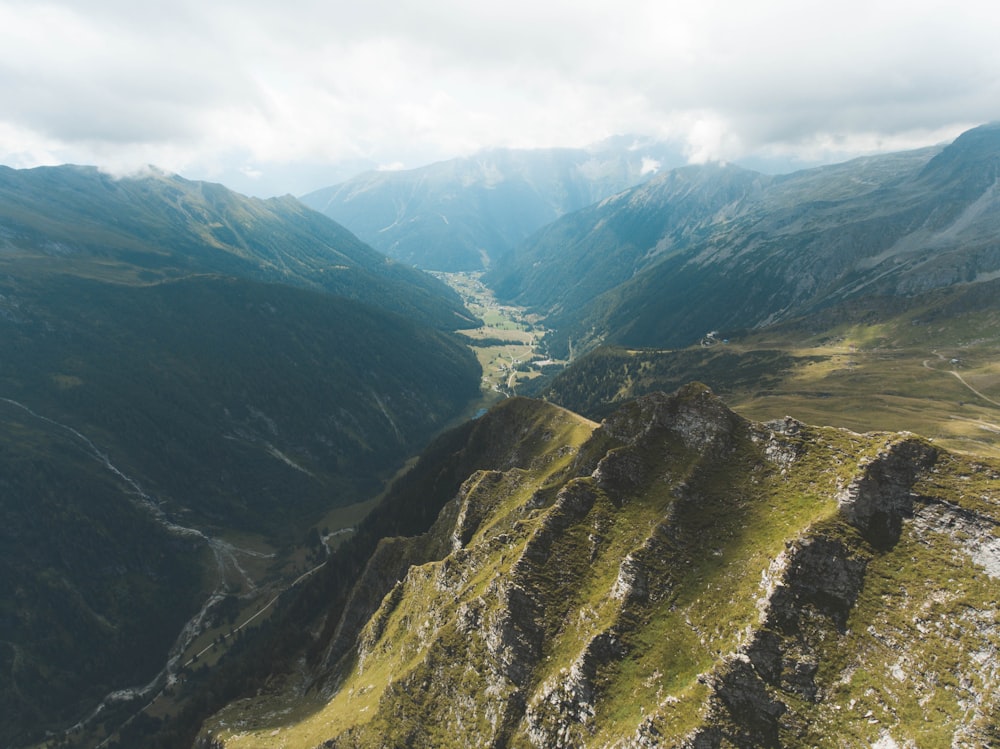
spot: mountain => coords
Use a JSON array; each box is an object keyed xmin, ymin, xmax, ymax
[
  {"xmin": 299, "ymin": 138, "xmax": 686, "ymax": 271},
  {"xmin": 0, "ymin": 164, "xmax": 477, "ymax": 330},
  {"xmin": 0, "ymin": 167, "xmax": 482, "ymax": 746},
  {"xmin": 536, "ymin": 276, "xmax": 1000, "ymax": 451},
  {"xmin": 198, "ymin": 386, "xmax": 1000, "ymax": 748},
  {"xmin": 487, "ymin": 161, "xmax": 773, "ymax": 323},
  {"xmin": 488, "ymin": 123, "xmax": 1000, "ymax": 355}
]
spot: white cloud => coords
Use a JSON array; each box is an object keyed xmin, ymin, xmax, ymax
[
  {"xmin": 240, "ymin": 165, "xmax": 264, "ymax": 180},
  {"xmin": 639, "ymin": 157, "xmax": 660, "ymax": 176},
  {"xmin": 0, "ymin": 0, "xmax": 997, "ymax": 195}
]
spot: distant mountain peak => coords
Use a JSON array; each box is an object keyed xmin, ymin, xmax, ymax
[
  {"xmin": 300, "ymin": 140, "xmax": 689, "ymax": 271},
  {"xmin": 917, "ymin": 121, "xmax": 1000, "ymax": 191}
]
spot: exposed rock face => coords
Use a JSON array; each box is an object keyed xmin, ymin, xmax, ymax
[
  {"xmin": 201, "ymin": 386, "xmax": 1000, "ymax": 749},
  {"xmin": 597, "ymin": 383, "xmax": 745, "ymax": 454},
  {"xmin": 835, "ymin": 436, "xmax": 938, "ymax": 547}
]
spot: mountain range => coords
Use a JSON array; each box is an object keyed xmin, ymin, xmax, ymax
[
  {"xmin": 3, "ymin": 124, "xmax": 1000, "ymax": 749},
  {"xmin": 300, "ymin": 137, "xmax": 686, "ymax": 271},
  {"xmin": 488, "ymin": 123, "xmax": 1000, "ymax": 356}
]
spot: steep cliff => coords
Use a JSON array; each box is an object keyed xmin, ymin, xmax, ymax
[{"xmin": 201, "ymin": 385, "xmax": 1000, "ymax": 748}]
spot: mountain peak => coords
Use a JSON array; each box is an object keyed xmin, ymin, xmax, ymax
[
  {"xmin": 917, "ymin": 121, "xmax": 1000, "ymax": 191},
  {"xmin": 599, "ymin": 383, "xmax": 746, "ymax": 452}
]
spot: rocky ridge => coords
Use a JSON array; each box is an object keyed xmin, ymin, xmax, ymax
[{"xmin": 202, "ymin": 384, "xmax": 1000, "ymax": 748}]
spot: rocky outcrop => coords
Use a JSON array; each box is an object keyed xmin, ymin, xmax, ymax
[
  {"xmin": 913, "ymin": 496, "xmax": 1000, "ymax": 578},
  {"xmin": 682, "ymin": 433, "xmax": 941, "ymax": 748},
  {"xmin": 200, "ymin": 387, "xmax": 999, "ymax": 749},
  {"xmin": 597, "ymin": 383, "xmax": 746, "ymax": 455},
  {"xmin": 836, "ymin": 435, "xmax": 938, "ymax": 547},
  {"xmin": 526, "ymin": 630, "xmax": 628, "ymax": 748}
]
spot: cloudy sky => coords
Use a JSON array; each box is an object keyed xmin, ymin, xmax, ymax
[{"xmin": 0, "ymin": 0, "xmax": 996, "ymax": 196}]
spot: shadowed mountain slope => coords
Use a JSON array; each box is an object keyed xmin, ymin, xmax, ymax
[{"xmin": 0, "ymin": 166, "xmax": 482, "ymax": 746}]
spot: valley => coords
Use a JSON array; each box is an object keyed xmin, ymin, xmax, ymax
[
  {"xmin": 153, "ymin": 256, "xmax": 1000, "ymax": 742},
  {"xmin": 4, "ymin": 124, "xmax": 1000, "ymax": 749},
  {"xmin": 435, "ymin": 271, "xmax": 565, "ymax": 401}
]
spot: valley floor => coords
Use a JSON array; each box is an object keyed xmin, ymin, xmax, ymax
[{"xmin": 434, "ymin": 271, "xmax": 564, "ymax": 402}]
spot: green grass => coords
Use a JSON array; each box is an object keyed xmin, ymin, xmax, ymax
[
  {"xmin": 201, "ymin": 386, "xmax": 1000, "ymax": 749},
  {"xmin": 437, "ymin": 271, "xmax": 563, "ymax": 399},
  {"xmin": 546, "ymin": 301, "xmax": 1000, "ymax": 460}
]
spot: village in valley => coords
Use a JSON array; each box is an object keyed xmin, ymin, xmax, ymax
[{"xmin": 433, "ymin": 271, "xmax": 565, "ymax": 401}]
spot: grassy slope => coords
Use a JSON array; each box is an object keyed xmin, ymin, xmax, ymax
[
  {"xmin": 207, "ymin": 401, "xmax": 599, "ymax": 747},
  {"xmin": 544, "ymin": 283, "xmax": 1000, "ymax": 460},
  {"xmin": 728, "ymin": 292, "xmax": 1000, "ymax": 459},
  {"xmin": 202, "ymin": 387, "xmax": 1000, "ymax": 748},
  {"xmin": 0, "ymin": 272, "xmax": 482, "ymax": 747}
]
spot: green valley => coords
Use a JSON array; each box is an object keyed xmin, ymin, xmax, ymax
[{"xmin": 435, "ymin": 271, "xmax": 563, "ymax": 401}]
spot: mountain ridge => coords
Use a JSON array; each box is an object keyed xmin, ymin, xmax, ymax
[
  {"xmin": 198, "ymin": 385, "xmax": 1000, "ymax": 748},
  {"xmin": 0, "ymin": 164, "xmax": 477, "ymax": 330},
  {"xmin": 300, "ymin": 139, "xmax": 686, "ymax": 271},
  {"xmin": 488, "ymin": 124, "xmax": 1000, "ymax": 355}
]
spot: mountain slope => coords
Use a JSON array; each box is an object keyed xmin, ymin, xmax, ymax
[
  {"xmin": 300, "ymin": 139, "xmax": 684, "ymax": 271},
  {"xmin": 0, "ymin": 166, "xmax": 484, "ymax": 747},
  {"xmin": 1, "ymin": 274, "xmax": 480, "ymax": 533},
  {"xmin": 487, "ymin": 161, "xmax": 773, "ymax": 319},
  {"xmin": 0, "ymin": 164, "xmax": 477, "ymax": 330},
  {"xmin": 0, "ymin": 274, "xmax": 482, "ymax": 746},
  {"xmin": 489, "ymin": 124, "xmax": 1000, "ymax": 355},
  {"xmin": 0, "ymin": 409, "xmax": 205, "ymax": 746},
  {"xmin": 201, "ymin": 385, "xmax": 1000, "ymax": 748}
]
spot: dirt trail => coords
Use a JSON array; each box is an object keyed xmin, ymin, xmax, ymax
[
  {"xmin": 922, "ymin": 355, "xmax": 1000, "ymax": 408},
  {"xmin": 0, "ymin": 396, "xmax": 276, "ymax": 745}
]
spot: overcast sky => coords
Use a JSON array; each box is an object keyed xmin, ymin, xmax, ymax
[{"xmin": 0, "ymin": 0, "xmax": 996, "ymax": 196}]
